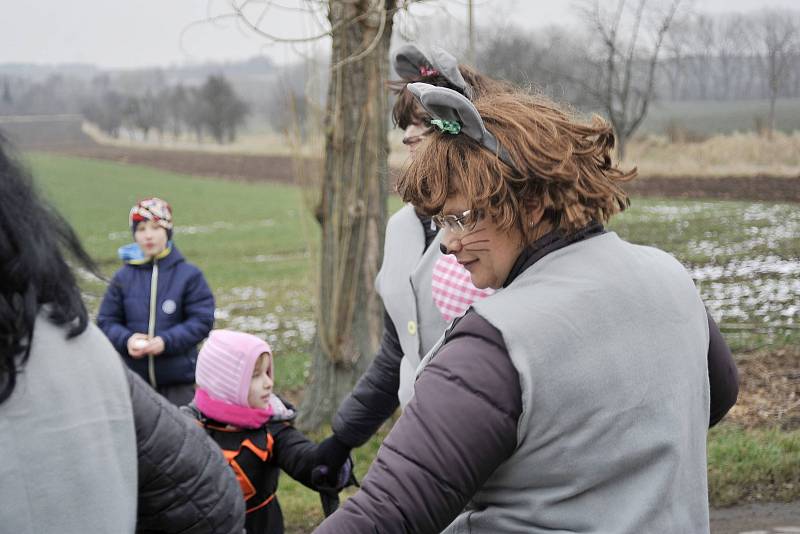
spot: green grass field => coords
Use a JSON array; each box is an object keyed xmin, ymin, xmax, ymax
[{"xmin": 24, "ymin": 153, "xmax": 800, "ymax": 528}]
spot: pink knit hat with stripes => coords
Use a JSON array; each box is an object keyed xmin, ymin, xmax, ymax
[{"xmin": 195, "ymin": 330, "xmax": 273, "ymax": 408}]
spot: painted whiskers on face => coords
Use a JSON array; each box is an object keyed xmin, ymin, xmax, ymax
[
  {"xmin": 457, "ymin": 226, "xmax": 492, "ymax": 253},
  {"xmin": 439, "ymin": 194, "xmax": 525, "ymax": 289}
]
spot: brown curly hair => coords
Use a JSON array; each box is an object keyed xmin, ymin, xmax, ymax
[
  {"xmin": 390, "ymin": 64, "xmax": 511, "ymax": 130},
  {"xmin": 397, "ymin": 90, "xmax": 636, "ymax": 243}
]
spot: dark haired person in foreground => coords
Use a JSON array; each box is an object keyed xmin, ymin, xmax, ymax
[{"xmin": 0, "ymin": 134, "xmax": 244, "ymax": 533}]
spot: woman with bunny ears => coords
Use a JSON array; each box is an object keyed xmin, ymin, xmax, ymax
[
  {"xmin": 312, "ymin": 45, "xmax": 509, "ymax": 484},
  {"xmin": 313, "ymin": 85, "xmax": 737, "ymax": 533}
]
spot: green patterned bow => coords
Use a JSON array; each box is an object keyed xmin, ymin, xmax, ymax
[{"xmin": 430, "ymin": 119, "xmax": 461, "ymax": 135}]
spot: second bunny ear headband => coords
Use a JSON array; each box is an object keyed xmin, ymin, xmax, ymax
[
  {"xmin": 407, "ymin": 82, "xmax": 518, "ymax": 172},
  {"xmin": 393, "ymin": 44, "xmax": 475, "ymax": 100}
]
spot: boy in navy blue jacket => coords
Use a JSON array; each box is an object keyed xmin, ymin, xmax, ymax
[{"xmin": 98, "ymin": 197, "xmax": 215, "ymax": 405}]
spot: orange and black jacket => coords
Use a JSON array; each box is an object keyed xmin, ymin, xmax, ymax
[{"xmin": 182, "ymin": 402, "xmax": 319, "ymax": 534}]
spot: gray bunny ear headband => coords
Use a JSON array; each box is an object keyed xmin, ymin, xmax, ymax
[
  {"xmin": 393, "ymin": 44, "xmax": 474, "ymax": 100},
  {"xmin": 407, "ymin": 82, "xmax": 517, "ymax": 171}
]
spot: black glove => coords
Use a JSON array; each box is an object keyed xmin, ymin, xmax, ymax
[
  {"xmin": 311, "ymin": 458, "xmax": 357, "ymax": 517},
  {"xmin": 313, "ymin": 434, "xmax": 352, "ymax": 485}
]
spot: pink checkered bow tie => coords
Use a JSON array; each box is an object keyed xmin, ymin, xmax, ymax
[{"xmin": 431, "ymin": 253, "xmax": 494, "ymax": 322}]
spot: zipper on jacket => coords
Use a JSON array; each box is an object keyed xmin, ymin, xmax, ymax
[{"xmin": 147, "ymin": 258, "xmax": 159, "ymax": 388}]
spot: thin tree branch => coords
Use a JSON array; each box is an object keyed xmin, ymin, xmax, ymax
[
  {"xmin": 330, "ymin": 1, "xmax": 389, "ymax": 71},
  {"xmin": 620, "ymin": 0, "xmax": 646, "ymax": 125}
]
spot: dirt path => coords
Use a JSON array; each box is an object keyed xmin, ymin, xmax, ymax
[
  {"xmin": 51, "ymin": 144, "xmax": 305, "ymax": 184},
  {"xmin": 623, "ymin": 175, "xmax": 800, "ymax": 204},
  {"xmin": 711, "ymin": 502, "xmax": 800, "ymax": 533}
]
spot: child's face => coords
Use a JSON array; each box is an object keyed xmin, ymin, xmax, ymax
[
  {"xmin": 134, "ymin": 220, "xmax": 169, "ymax": 258},
  {"xmin": 248, "ymin": 352, "xmax": 273, "ymax": 410}
]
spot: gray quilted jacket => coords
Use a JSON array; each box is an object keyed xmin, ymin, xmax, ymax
[{"xmin": 128, "ymin": 368, "xmax": 246, "ymax": 533}]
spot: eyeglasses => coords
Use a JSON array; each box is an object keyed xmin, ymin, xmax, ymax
[{"xmin": 432, "ymin": 209, "xmax": 482, "ymax": 233}]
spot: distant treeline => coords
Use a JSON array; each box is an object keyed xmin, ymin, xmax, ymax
[
  {"xmin": 0, "ymin": 72, "xmax": 249, "ymax": 144},
  {"xmin": 1, "ymin": 8, "xmax": 799, "ymax": 139},
  {"xmin": 475, "ymin": 10, "xmax": 800, "ymax": 107},
  {"xmin": 0, "ymin": 57, "xmax": 316, "ymax": 143},
  {"xmin": 81, "ymin": 75, "xmax": 248, "ymax": 144}
]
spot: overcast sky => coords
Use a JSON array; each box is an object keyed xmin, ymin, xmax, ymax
[{"xmin": 1, "ymin": 0, "xmax": 798, "ymax": 69}]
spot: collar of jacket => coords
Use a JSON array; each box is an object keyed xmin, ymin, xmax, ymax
[
  {"xmin": 182, "ymin": 396, "xmax": 298, "ymax": 426},
  {"xmin": 126, "ymin": 245, "xmax": 184, "ymax": 269},
  {"xmin": 413, "ymin": 207, "xmax": 439, "ymax": 250},
  {"xmin": 503, "ymin": 221, "xmax": 606, "ymax": 288}
]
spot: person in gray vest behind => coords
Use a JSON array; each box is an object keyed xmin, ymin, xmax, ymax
[
  {"xmin": 311, "ymin": 45, "xmax": 507, "ymax": 481},
  {"xmin": 0, "ymin": 134, "xmax": 244, "ymax": 534},
  {"xmin": 313, "ymin": 85, "xmax": 739, "ymax": 533}
]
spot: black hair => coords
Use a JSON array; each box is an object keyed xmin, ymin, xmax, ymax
[{"xmin": 0, "ymin": 133, "xmax": 100, "ymax": 404}]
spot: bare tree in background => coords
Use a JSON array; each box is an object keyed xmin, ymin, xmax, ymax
[
  {"xmin": 662, "ymin": 15, "xmax": 691, "ymax": 101},
  {"xmin": 686, "ymin": 15, "xmax": 715, "ymax": 101},
  {"xmin": 476, "ymin": 26, "xmax": 592, "ymax": 105},
  {"xmin": 222, "ymin": 0, "xmax": 402, "ymax": 430},
  {"xmin": 578, "ymin": 0, "xmax": 683, "ymax": 159},
  {"xmin": 753, "ymin": 10, "xmax": 799, "ymax": 138},
  {"xmin": 199, "ymin": 75, "xmax": 249, "ymax": 143},
  {"xmin": 1, "ymin": 79, "xmax": 11, "ymax": 106},
  {"xmin": 714, "ymin": 14, "xmax": 751, "ymax": 101},
  {"xmin": 164, "ymin": 85, "xmax": 189, "ymax": 140}
]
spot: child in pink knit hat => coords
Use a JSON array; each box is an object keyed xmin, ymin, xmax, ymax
[{"xmin": 182, "ymin": 329, "xmax": 351, "ymax": 534}]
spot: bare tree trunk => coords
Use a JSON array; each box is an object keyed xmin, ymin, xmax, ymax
[
  {"xmin": 756, "ymin": 9, "xmax": 799, "ymax": 140},
  {"xmin": 616, "ymin": 129, "xmax": 628, "ymax": 161},
  {"xmin": 297, "ymin": 0, "xmax": 393, "ymax": 431},
  {"xmin": 768, "ymin": 88, "xmax": 777, "ymax": 140}
]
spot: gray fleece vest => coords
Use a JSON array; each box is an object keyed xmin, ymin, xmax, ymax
[
  {"xmin": 376, "ymin": 204, "xmax": 447, "ymax": 407},
  {"xmin": 0, "ymin": 317, "xmax": 137, "ymax": 533},
  {"xmin": 426, "ymin": 232, "xmax": 711, "ymax": 534}
]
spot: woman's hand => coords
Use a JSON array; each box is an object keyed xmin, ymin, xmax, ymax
[
  {"xmin": 313, "ymin": 435, "xmax": 352, "ymax": 488},
  {"xmin": 127, "ymin": 333, "xmax": 150, "ymax": 359}
]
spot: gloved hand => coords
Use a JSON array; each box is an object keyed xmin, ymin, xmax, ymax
[
  {"xmin": 312, "ymin": 459, "xmax": 357, "ymax": 517},
  {"xmin": 312, "ymin": 434, "xmax": 352, "ymax": 487}
]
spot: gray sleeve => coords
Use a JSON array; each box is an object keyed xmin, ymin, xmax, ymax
[
  {"xmin": 127, "ymin": 368, "xmax": 245, "ymax": 534},
  {"xmin": 314, "ymin": 312, "xmax": 522, "ymax": 534}
]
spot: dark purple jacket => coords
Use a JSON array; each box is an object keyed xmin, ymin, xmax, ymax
[{"xmin": 97, "ymin": 246, "xmax": 215, "ymax": 386}]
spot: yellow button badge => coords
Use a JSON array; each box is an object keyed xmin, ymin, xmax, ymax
[{"xmin": 407, "ymin": 320, "xmax": 417, "ymax": 336}]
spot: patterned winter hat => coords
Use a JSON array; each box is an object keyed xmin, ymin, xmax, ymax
[
  {"xmin": 129, "ymin": 197, "xmax": 173, "ymax": 237},
  {"xmin": 431, "ymin": 253, "xmax": 494, "ymax": 322},
  {"xmin": 195, "ymin": 330, "xmax": 273, "ymax": 408}
]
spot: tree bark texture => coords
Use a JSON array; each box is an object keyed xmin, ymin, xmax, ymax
[{"xmin": 297, "ymin": 0, "xmax": 394, "ymax": 431}]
